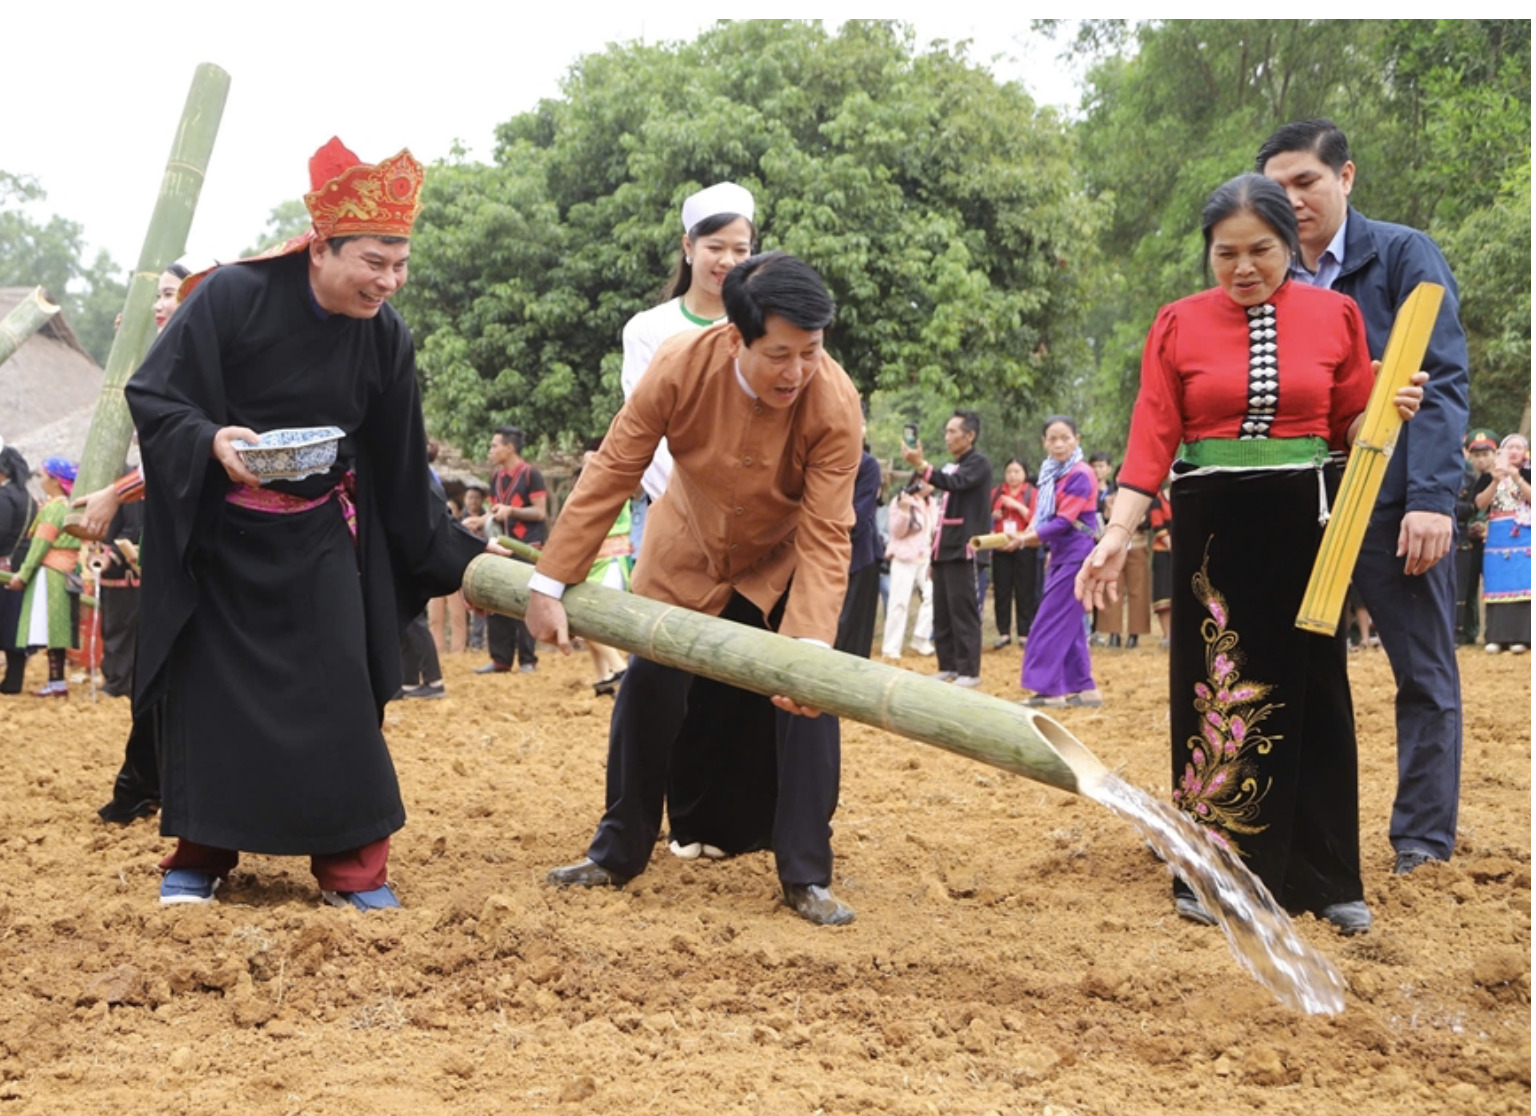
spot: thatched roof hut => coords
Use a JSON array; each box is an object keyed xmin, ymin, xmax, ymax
[{"xmin": 0, "ymin": 287, "xmax": 104, "ymax": 470}]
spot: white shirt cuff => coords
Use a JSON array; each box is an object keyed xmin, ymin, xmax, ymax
[
  {"xmin": 798, "ymin": 638, "xmax": 830, "ymax": 649},
  {"xmin": 527, "ymin": 571, "xmax": 567, "ymax": 601}
]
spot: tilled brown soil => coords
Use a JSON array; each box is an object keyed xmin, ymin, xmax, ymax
[{"xmin": 0, "ymin": 639, "xmax": 1528, "ymax": 1115}]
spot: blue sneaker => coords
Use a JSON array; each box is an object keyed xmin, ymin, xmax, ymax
[
  {"xmin": 160, "ymin": 869, "xmax": 220, "ymax": 905},
  {"xmin": 322, "ymin": 883, "xmax": 401, "ymax": 911}
]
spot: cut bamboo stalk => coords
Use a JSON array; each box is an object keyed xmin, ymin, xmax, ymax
[
  {"xmin": 1295, "ymin": 282, "xmax": 1444, "ymax": 634},
  {"xmin": 463, "ymin": 552, "xmax": 1109, "ymax": 797},
  {"xmin": 69, "ymin": 63, "xmax": 231, "ymax": 514},
  {"xmin": 0, "ymin": 287, "xmax": 60, "ymax": 367},
  {"xmin": 971, "ymin": 532, "xmax": 1038, "ymax": 551},
  {"xmin": 969, "ymin": 532, "xmax": 1012, "ymax": 551}
]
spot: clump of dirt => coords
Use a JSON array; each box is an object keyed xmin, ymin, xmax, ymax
[{"xmin": 0, "ymin": 639, "xmax": 1527, "ymax": 1114}]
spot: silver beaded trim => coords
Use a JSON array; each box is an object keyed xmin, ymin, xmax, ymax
[{"xmin": 1240, "ymin": 303, "xmax": 1278, "ymax": 438}]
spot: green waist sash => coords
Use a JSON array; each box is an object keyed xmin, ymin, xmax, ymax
[{"xmin": 1180, "ymin": 436, "xmax": 1329, "ymax": 469}]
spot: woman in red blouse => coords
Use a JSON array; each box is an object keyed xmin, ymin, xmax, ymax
[
  {"xmin": 1076, "ymin": 174, "xmax": 1425, "ymax": 935},
  {"xmin": 989, "ymin": 459, "xmax": 1037, "ymax": 649}
]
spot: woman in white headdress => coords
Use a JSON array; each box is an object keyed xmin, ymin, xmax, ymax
[
  {"xmin": 617, "ymin": 183, "xmax": 772, "ymax": 861},
  {"xmin": 621, "ymin": 181, "xmax": 757, "ymax": 548}
]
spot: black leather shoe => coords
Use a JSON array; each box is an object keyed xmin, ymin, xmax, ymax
[
  {"xmin": 782, "ymin": 883, "xmax": 855, "ymax": 926},
  {"xmin": 1175, "ymin": 895, "xmax": 1217, "ymax": 926},
  {"xmin": 1394, "ymin": 849, "xmax": 1439, "ymax": 876},
  {"xmin": 97, "ymin": 796, "xmax": 160, "ymax": 825},
  {"xmin": 474, "ymin": 662, "xmax": 511, "ymax": 675},
  {"xmin": 1320, "ymin": 900, "xmax": 1373, "ymax": 935},
  {"xmin": 547, "ymin": 858, "xmax": 628, "ymax": 889}
]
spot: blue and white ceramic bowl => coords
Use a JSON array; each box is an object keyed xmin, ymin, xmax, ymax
[{"xmin": 233, "ymin": 426, "xmax": 344, "ymax": 483}]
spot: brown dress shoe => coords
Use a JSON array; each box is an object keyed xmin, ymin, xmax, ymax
[
  {"xmin": 782, "ymin": 883, "xmax": 855, "ymax": 926},
  {"xmin": 547, "ymin": 858, "xmax": 628, "ymax": 889}
]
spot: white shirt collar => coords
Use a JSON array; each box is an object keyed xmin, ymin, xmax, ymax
[
  {"xmin": 1295, "ymin": 213, "xmax": 1349, "ymax": 288},
  {"xmin": 1320, "ymin": 213, "xmax": 1348, "ymax": 268},
  {"xmin": 733, "ymin": 358, "xmax": 757, "ymax": 400}
]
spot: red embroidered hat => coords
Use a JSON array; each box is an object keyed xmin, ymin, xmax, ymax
[
  {"xmin": 180, "ymin": 137, "xmax": 424, "ymax": 298},
  {"xmin": 303, "ymin": 137, "xmax": 424, "ymax": 241}
]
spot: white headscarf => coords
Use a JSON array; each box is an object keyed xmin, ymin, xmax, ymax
[{"xmin": 681, "ymin": 182, "xmax": 755, "ymax": 233}]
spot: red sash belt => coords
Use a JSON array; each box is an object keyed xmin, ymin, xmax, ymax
[
  {"xmin": 226, "ymin": 473, "xmax": 358, "ymax": 543},
  {"xmin": 42, "ymin": 548, "xmax": 81, "ymax": 574}
]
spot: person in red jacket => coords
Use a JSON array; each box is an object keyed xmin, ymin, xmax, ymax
[{"xmin": 989, "ymin": 458, "xmax": 1037, "ymax": 650}]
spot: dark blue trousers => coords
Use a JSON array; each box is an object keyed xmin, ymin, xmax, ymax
[{"xmin": 1353, "ymin": 509, "xmax": 1463, "ymax": 861}]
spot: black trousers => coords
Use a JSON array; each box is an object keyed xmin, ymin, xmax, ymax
[
  {"xmin": 932, "ymin": 558, "xmax": 981, "ymax": 676},
  {"xmin": 833, "ymin": 562, "xmax": 881, "ymax": 658},
  {"xmin": 105, "ymin": 703, "xmax": 160, "ymax": 809},
  {"xmin": 487, "ymin": 612, "xmax": 537, "ymax": 667},
  {"xmin": 1455, "ymin": 542, "xmax": 1482, "ymax": 644},
  {"xmin": 587, "ymin": 592, "xmax": 840, "ymax": 886},
  {"xmin": 99, "ymin": 584, "xmax": 139, "ymax": 698},
  {"xmin": 991, "ymin": 548, "xmax": 1037, "ymax": 638},
  {"xmin": 400, "ymin": 613, "xmax": 441, "ymax": 685},
  {"xmin": 667, "ymin": 675, "xmax": 778, "ymax": 855}
]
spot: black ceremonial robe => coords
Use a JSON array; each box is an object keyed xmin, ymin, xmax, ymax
[{"xmin": 125, "ymin": 254, "xmax": 484, "ymax": 856}]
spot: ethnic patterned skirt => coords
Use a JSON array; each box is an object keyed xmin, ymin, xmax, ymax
[
  {"xmin": 1483, "ymin": 515, "xmax": 1531, "ymax": 644},
  {"xmin": 1167, "ymin": 462, "xmax": 1363, "ymax": 914}
]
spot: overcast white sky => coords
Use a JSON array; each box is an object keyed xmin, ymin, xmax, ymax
[{"xmin": 6, "ymin": 9, "xmax": 1085, "ymax": 273}]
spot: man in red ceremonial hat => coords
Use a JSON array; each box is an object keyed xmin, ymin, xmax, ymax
[{"xmin": 126, "ymin": 138, "xmax": 488, "ymax": 910}]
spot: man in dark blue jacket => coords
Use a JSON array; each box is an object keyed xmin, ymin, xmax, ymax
[{"xmin": 1259, "ymin": 119, "xmax": 1469, "ymax": 877}]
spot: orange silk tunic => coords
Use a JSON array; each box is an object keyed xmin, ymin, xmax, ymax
[{"xmin": 536, "ymin": 324, "xmax": 863, "ymax": 644}]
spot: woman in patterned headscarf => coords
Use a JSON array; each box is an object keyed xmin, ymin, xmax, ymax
[
  {"xmin": 5, "ymin": 457, "xmax": 82, "ymax": 696},
  {"xmin": 1076, "ymin": 174, "xmax": 1425, "ymax": 937}
]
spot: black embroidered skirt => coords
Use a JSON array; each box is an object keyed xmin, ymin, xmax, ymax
[{"xmin": 1167, "ymin": 462, "xmax": 1363, "ymax": 914}]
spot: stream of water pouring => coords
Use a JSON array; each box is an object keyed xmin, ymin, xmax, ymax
[{"xmin": 1087, "ymin": 772, "xmax": 1348, "ymax": 1016}]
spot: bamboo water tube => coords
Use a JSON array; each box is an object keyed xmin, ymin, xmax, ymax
[
  {"xmin": 1295, "ymin": 282, "xmax": 1444, "ymax": 634},
  {"xmin": 0, "ymin": 287, "xmax": 60, "ymax": 367},
  {"xmin": 969, "ymin": 532, "xmax": 1020, "ymax": 551},
  {"xmin": 463, "ymin": 546, "xmax": 1108, "ymax": 798},
  {"xmin": 70, "ymin": 63, "xmax": 231, "ymax": 513}
]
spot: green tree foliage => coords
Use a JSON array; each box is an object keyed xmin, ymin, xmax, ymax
[
  {"xmin": 1056, "ymin": 19, "xmax": 1531, "ymax": 448},
  {"xmin": 0, "ymin": 172, "xmax": 125, "ymax": 365},
  {"xmin": 242, "ymin": 198, "xmax": 311, "ymax": 257},
  {"xmin": 395, "ymin": 20, "xmax": 1103, "ymax": 454},
  {"xmin": 1381, "ymin": 20, "xmax": 1532, "ymax": 436},
  {"xmin": 69, "ymin": 249, "xmax": 129, "ymax": 368},
  {"xmin": 1441, "ymin": 164, "xmax": 1531, "ymax": 436}
]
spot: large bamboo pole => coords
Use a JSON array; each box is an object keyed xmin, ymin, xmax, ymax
[
  {"xmin": 462, "ymin": 553, "xmax": 1108, "ymax": 797},
  {"xmin": 0, "ymin": 287, "xmax": 60, "ymax": 367},
  {"xmin": 69, "ymin": 63, "xmax": 231, "ymax": 509}
]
